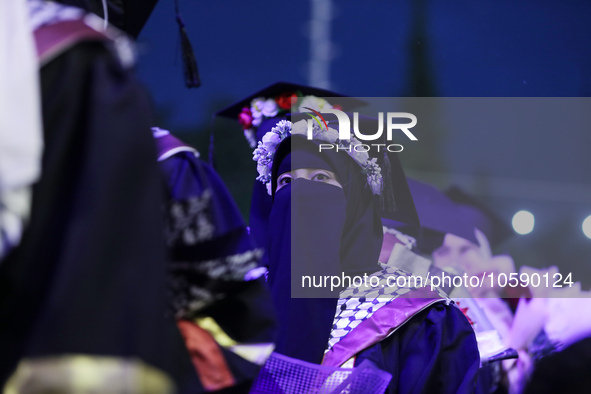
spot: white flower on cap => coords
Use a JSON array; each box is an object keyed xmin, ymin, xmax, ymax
[
  {"xmin": 251, "ymin": 98, "xmax": 278, "ymax": 127},
  {"xmin": 253, "ymin": 119, "xmax": 383, "ymax": 196}
]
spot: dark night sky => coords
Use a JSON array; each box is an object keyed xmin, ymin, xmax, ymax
[
  {"xmin": 136, "ymin": 0, "xmax": 591, "ymax": 282},
  {"xmin": 136, "ymin": 0, "xmax": 591, "ymax": 125}
]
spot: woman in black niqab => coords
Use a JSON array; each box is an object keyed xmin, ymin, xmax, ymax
[
  {"xmin": 265, "ymin": 135, "xmax": 383, "ymax": 363},
  {"xmin": 261, "ymin": 132, "xmax": 480, "ymax": 394}
]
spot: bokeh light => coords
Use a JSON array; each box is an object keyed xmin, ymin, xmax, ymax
[
  {"xmin": 512, "ymin": 210, "xmax": 535, "ymax": 235},
  {"xmin": 582, "ymin": 215, "xmax": 591, "ymax": 239}
]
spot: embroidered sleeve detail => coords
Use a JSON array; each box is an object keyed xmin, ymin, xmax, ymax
[{"xmin": 166, "ymin": 189, "xmax": 214, "ymax": 246}]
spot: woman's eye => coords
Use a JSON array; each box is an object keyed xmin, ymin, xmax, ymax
[
  {"xmin": 312, "ymin": 172, "xmax": 330, "ymax": 182},
  {"xmin": 279, "ymin": 176, "xmax": 292, "ymax": 185}
]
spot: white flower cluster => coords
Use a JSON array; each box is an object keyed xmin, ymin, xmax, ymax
[
  {"xmin": 252, "ymin": 120, "xmax": 292, "ymax": 195},
  {"xmin": 253, "ymin": 119, "xmax": 384, "ymax": 196},
  {"xmin": 250, "ymin": 97, "xmax": 279, "ymax": 127},
  {"xmin": 242, "ymin": 95, "xmax": 333, "ymax": 149},
  {"xmin": 240, "ymin": 97, "xmax": 280, "ymax": 149}
]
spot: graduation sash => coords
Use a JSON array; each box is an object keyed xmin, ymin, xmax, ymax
[{"xmin": 323, "ymin": 266, "xmax": 450, "ymax": 368}]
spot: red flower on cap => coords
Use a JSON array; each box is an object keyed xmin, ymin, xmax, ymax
[
  {"xmin": 275, "ymin": 92, "xmax": 298, "ymax": 110},
  {"xmin": 238, "ymin": 107, "xmax": 253, "ymax": 129}
]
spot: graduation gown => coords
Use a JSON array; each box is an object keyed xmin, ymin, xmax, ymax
[
  {"xmin": 322, "ymin": 257, "xmax": 480, "ymax": 394},
  {"xmin": 355, "ymin": 302, "xmax": 480, "ymax": 394}
]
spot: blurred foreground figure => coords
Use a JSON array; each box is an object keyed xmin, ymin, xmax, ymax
[
  {"xmin": 524, "ymin": 336, "xmax": 591, "ymax": 394},
  {"xmin": 0, "ymin": 1, "xmax": 198, "ymax": 391},
  {"xmin": 508, "ymin": 266, "xmax": 591, "ymax": 394},
  {"xmin": 153, "ymin": 127, "xmax": 276, "ymax": 393}
]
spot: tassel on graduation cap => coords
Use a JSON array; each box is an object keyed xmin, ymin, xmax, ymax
[
  {"xmin": 379, "ymin": 151, "xmax": 397, "ymax": 213},
  {"xmin": 175, "ymin": 0, "xmax": 201, "ymax": 88}
]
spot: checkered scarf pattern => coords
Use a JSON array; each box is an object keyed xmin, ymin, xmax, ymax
[{"xmin": 326, "ymin": 266, "xmax": 449, "ymax": 352}]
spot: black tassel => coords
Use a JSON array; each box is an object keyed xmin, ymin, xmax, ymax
[
  {"xmin": 380, "ymin": 151, "xmax": 396, "ymax": 213},
  {"xmin": 175, "ymin": 0, "xmax": 201, "ymax": 88}
]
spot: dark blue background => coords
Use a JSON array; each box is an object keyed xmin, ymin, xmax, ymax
[{"xmin": 136, "ymin": 0, "xmax": 591, "ymax": 284}]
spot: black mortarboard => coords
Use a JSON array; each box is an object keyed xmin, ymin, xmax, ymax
[
  {"xmin": 379, "ymin": 150, "xmax": 421, "ymax": 237},
  {"xmin": 215, "ymin": 82, "xmax": 368, "ymax": 121},
  {"xmin": 211, "ymin": 82, "xmax": 368, "ymax": 178},
  {"xmin": 213, "ymin": 90, "xmax": 420, "ymax": 233},
  {"xmin": 408, "ymin": 179, "xmax": 465, "ymax": 236},
  {"xmin": 404, "ymin": 179, "xmax": 479, "ymax": 253},
  {"xmin": 445, "ymin": 185, "xmax": 513, "ymax": 247}
]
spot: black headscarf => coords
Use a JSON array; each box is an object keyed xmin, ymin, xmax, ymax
[{"xmin": 248, "ymin": 115, "xmax": 289, "ymax": 268}]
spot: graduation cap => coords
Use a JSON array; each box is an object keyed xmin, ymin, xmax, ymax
[
  {"xmin": 215, "ymin": 82, "xmax": 368, "ymax": 120},
  {"xmin": 214, "ymin": 84, "xmax": 412, "ymax": 267},
  {"xmin": 59, "ymin": 0, "xmax": 200, "ymax": 87},
  {"xmin": 213, "ymin": 82, "xmax": 367, "ymax": 150},
  {"xmin": 211, "ymin": 83, "xmax": 369, "ymax": 265},
  {"xmin": 378, "ymin": 151, "xmax": 420, "ymax": 238},
  {"xmin": 445, "ymin": 185, "xmax": 513, "ymax": 248},
  {"xmin": 213, "ymin": 84, "xmax": 420, "ymax": 228},
  {"xmin": 402, "ymin": 179, "xmax": 479, "ymax": 254}
]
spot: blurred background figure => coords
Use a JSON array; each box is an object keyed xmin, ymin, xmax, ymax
[
  {"xmin": 434, "ymin": 186, "xmax": 515, "ymax": 296},
  {"xmin": 380, "ymin": 179, "xmax": 520, "ymax": 393},
  {"xmin": 153, "ymin": 126, "xmax": 276, "ymax": 393}
]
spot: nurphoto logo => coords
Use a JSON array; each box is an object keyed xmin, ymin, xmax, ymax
[{"xmin": 302, "ymin": 108, "xmax": 418, "ymax": 153}]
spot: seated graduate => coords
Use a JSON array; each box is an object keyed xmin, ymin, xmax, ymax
[{"xmin": 255, "ymin": 116, "xmax": 480, "ymax": 393}]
